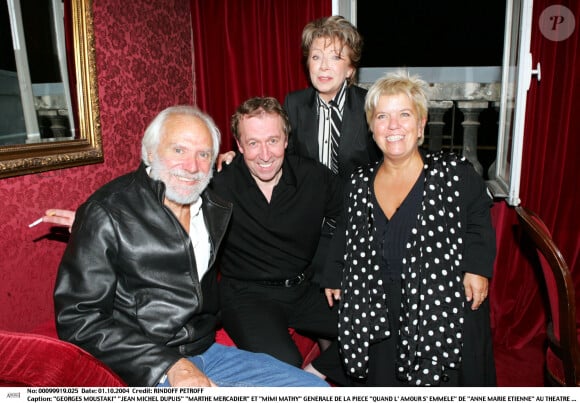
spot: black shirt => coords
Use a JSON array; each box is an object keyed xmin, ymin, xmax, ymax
[
  {"xmin": 372, "ymin": 171, "xmax": 424, "ymax": 283},
  {"xmin": 210, "ymin": 154, "xmax": 343, "ymax": 281}
]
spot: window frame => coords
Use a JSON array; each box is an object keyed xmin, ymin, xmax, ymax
[{"xmin": 335, "ymin": 0, "xmax": 536, "ymax": 206}]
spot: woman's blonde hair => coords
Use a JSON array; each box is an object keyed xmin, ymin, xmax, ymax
[{"xmin": 365, "ymin": 71, "xmax": 429, "ymax": 145}]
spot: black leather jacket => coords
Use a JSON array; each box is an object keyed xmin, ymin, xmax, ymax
[{"xmin": 54, "ymin": 163, "xmax": 232, "ymax": 386}]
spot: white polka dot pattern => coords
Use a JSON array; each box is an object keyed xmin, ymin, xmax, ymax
[{"xmin": 338, "ymin": 152, "xmax": 467, "ymax": 385}]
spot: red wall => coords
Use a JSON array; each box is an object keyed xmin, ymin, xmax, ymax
[{"xmin": 0, "ymin": 0, "xmax": 194, "ymax": 332}]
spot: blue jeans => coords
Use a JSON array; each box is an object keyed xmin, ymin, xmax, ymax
[{"xmin": 157, "ymin": 343, "xmax": 328, "ymax": 387}]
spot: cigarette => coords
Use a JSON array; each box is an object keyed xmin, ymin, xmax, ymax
[
  {"xmin": 28, "ymin": 211, "xmax": 55, "ymax": 228},
  {"xmin": 28, "ymin": 217, "xmax": 44, "ymax": 228}
]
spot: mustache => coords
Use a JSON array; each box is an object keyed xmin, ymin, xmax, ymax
[{"xmin": 169, "ymin": 169, "xmax": 210, "ymax": 181}]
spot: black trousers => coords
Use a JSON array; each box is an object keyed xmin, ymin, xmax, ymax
[{"xmin": 219, "ymin": 276, "xmax": 339, "ymax": 369}]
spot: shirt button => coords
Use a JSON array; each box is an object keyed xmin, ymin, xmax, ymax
[{"xmin": 442, "ymin": 373, "xmax": 450, "ymax": 382}]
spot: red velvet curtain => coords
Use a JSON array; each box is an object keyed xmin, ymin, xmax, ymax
[
  {"xmin": 190, "ymin": 0, "xmax": 331, "ymax": 153},
  {"xmin": 490, "ymin": 0, "xmax": 580, "ymax": 359}
]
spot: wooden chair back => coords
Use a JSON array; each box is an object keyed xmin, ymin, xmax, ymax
[{"xmin": 515, "ymin": 206, "xmax": 579, "ymax": 386}]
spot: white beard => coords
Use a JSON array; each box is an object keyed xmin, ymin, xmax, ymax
[{"xmin": 149, "ymin": 156, "xmax": 213, "ymax": 205}]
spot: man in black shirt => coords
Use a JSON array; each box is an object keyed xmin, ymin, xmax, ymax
[{"xmin": 210, "ymin": 97, "xmax": 342, "ymax": 377}]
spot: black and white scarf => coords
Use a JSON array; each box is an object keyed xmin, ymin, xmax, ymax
[{"xmin": 338, "ymin": 151, "xmax": 467, "ymax": 385}]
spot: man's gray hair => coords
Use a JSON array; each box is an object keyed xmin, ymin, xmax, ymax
[{"xmin": 141, "ymin": 105, "xmax": 221, "ymax": 166}]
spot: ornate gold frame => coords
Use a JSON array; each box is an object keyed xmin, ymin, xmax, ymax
[{"xmin": 0, "ymin": 0, "xmax": 102, "ymax": 179}]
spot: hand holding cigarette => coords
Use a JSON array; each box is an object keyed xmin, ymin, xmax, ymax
[{"xmin": 29, "ymin": 209, "xmax": 76, "ymax": 231}]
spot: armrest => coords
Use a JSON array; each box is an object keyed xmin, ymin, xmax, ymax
[{"xmin": 0, "ymin": 330, "xmax": 125, "ymax": 386}]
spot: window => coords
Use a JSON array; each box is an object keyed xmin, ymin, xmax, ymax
[{"xmin": 334, "ymin": 0, "xmax": 536, "ymax": 206}]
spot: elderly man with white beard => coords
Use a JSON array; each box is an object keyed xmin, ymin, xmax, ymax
[{"xmin": 53, "ymin": 105, "xmax": 329, "ymax": 388}]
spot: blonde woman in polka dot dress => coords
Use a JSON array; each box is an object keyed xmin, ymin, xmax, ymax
[{"xmin": 321, "ymin": 71, "xmax": 496, "ymax": 386}]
